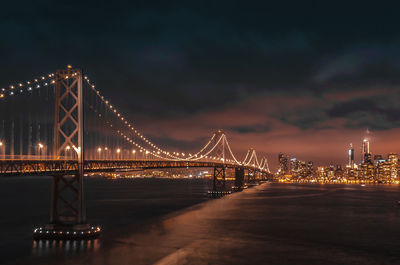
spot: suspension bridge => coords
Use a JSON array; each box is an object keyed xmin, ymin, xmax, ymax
[{"xmin": 0, "ymin": 66, "xmax": 272, "ymax": 240}]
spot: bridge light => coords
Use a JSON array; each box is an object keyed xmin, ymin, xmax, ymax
[
  {"xmin": 132, "ymin": 150, "xmax": 136, "ymax": 153},
  {"xmin": 38, "ymin": 143, "xmax": 44, "ymax": 149},
  {"xmin": 98, "ymin": 147, "xmax": 102, "ymax": 152},
  {"xmin": 117, "ymin": 149, "xmax": 121, "ymax": 153},
  {"xmin": 65, "ymin": 146, "xmax": 71, "ymax": 151},
  {"xmin": 67, "ymin": 65, "xmax": 72, "ymax": 69},
  {"xmin": 0, "ymin": 141, "xmax": 3, "ymax": 146},
  {"xmin": 72, "ymin": 145, "xmax": 81, "ymax": 154}
]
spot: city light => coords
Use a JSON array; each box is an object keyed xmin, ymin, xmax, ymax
[{"xmin": 276, "ymin": 138, "xmax": 400, "ymax": 184}]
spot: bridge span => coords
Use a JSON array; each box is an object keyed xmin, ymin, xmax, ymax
[
  {"xmin": 0, "ymin": 159, "xmax": 270, "ymax": 177},
  {"xmin": 0, "ymin": 67, "xmax": 272, "ymax": 240}
]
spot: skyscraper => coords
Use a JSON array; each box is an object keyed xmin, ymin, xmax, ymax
[
  {"xmin": 348, "ymin": 143, "xmax": 354, "ymax": 168},
  {"xmin": 388, "ymin": 153, "xmax": 398, "ymax": 181},
  {"xmin": 278, "ymin": 153, "xmax": 289, "ymax": 175},
  {"xmin": 361, "ymin": 139, "xmax": 370, "ymax": 163}
]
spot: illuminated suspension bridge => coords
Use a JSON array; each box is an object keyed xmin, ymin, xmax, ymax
[{"xmin": 0, "ymin": 66, "xmax": 272, "ymax": 239}]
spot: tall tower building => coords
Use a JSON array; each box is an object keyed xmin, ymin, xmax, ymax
[
  {"xmin": 348, "ymin": 143, "xmax": 354, "ymax": 168},
  {"xmin": 278, "ymin": 153, "xmax": 289, "ymax": 175},
  {"xmin": 361, "ymin": 139, "xmax": 370, "ymax": 163}
]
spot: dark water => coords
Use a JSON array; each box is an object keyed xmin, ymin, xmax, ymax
[{"xmin": 1, "ymin": 179, "xmax": 400, "ymax": 265}]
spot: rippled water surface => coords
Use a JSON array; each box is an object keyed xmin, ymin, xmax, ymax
[{"xmin": 1, "ymin": 178, "xmax": 400, "ymax": 265}]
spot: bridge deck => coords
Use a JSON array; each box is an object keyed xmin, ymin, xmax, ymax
[{"xmin": 0, "ymin": 159, "xmax": 268, "ymax": 177}]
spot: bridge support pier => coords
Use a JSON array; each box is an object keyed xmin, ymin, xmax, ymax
[
  {"xmin": 233, "ymin": 167, "xmax": 244, "ymax": 192},
  {"xmin": 33, "ymin": 172, "xmax": 100, "ymax": 240},
  {"xmin": 208, "ymin": 166, "xmax": 231, "ymax": 197},
  {"xmin": 246, "ymin": 169, "xmax": 258, "ymax": 187}
]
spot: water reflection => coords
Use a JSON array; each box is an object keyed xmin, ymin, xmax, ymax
[{"xmin": 32, "ymin": 239, "xmax": 100, "ymax": 257}]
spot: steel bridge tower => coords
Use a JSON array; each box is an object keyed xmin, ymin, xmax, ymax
[
  {"xmin": 209, "ymin": 130, "xmax": 230, "ymax": 197},
  {"xmin": 34, "ymin": 67, "xmax": 100, "ymax": 239}
]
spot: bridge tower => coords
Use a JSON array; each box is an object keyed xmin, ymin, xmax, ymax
[
  {"xmin": 209, "ymin": 130, "xmax": 230, "ymax": 197},
  {"xmin": 233, "ymin": 167, "xmax": 244, "ymax": 191},
  {"xmin": 34, "ymin": 67, "xmax": 100, "ymax": 239}
]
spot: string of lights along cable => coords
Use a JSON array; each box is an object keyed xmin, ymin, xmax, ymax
[{"xmin": 0, "ymin": 66, "xmax": 270, "ymax": 172}]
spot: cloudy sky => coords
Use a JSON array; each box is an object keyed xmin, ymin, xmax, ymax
[{"xmin": 2, "ymin": 1, "xmax": 400, "ymax": 169}]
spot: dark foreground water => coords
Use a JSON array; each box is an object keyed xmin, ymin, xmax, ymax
[{"xmin": 1, "ymin": 178, "xmax": 400, "ymax": 265}]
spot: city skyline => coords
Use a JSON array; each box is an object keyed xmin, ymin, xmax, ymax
[
  {"xmin": 277, "ymin": 134, "xmax": 397, "ymax": 168},
  {"xmin": 277, "ymin": 136, "xmax": 400, "ymax": 184}
]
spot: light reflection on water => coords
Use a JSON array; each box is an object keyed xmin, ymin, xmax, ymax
[
  {"xmin": 32, "ymin": 239, "xmax": 100, "ymax": 257},
  {"xmin": 2, "ymin": 180, "xmax": 400, "ymax": 264}
]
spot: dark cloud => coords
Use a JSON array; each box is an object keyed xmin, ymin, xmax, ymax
[
  {"xmin": 230, "ymin": 124, "xmax": 271, "ymax": 134},
  {"xmin": 327, "ymin": 96, "xmax": 400, "ymax": 130},
  {"xmin": 2, "ymin": 1, "xmax": 400, "ymax": 167}
]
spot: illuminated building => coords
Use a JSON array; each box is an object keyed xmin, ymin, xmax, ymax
[
  {"xmin": 306, "ymin": 161, "xmax": 314, "ymax": 177},
  {"xmin": 376, "ymin": 159, "xmax": 390, "ymax": 183},
  {"xmin": 361, "ymin": 139, "xmax": 370, "ymax": 164},
  {"xmin": 290, "ymin": 158, "xmax": 298, "ymax": 173},
  {"xmin": 388, "ymin": 153, "xmax": 398, "ymax": 182},
  {"xmin": 317, "ymin": 167, "xmax": 327, "ymax": 180},
  {"xmin": 360, "ymin": 159, "xmax": 374, "ymax": 181},
  {"xmin": 348, "ymin": 143, "xmax": 354, "ymax": 168},
  {"xmin": 374, "ymin": 154, "xmax": 382, "ymax": 161},
  {"xmin": 335, "ymin": 165, "xmax": 344, "ymax": 180},
  {"xmin": 278, "ymin": 153, "xmax": 289, "ymax": 175}
]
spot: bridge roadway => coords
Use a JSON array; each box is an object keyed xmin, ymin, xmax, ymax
[{"xmin": 0, "ymin": 159, "xmax": 269, "ymax": 177}]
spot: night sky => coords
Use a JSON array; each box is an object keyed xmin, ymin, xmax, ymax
[{"xmin": 2, "ymin": 1, "xmax": 400, "ymax": 169}]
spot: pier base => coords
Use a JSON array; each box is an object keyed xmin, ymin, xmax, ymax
[
  {"xmin": 33, "ymin": 224, "xmax": 101, "ymax": 240},
  {"xmin": 208, "ymin": 166, "xmax": 230, "ymax": 198},
  {"xmin": 34, "ymin": 173, "xmax": 101, "ymax": 240},
  {"xmin": 207, "ymin": 190, "xmax": 232, "ymax": 198}
]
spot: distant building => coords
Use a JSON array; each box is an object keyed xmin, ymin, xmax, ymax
[
  {"xmin": 361, "ymin": 139, "xmax": 370, "ymax": 164},
  {"xmin": 348, "ymin": 143, "xmax": 354, "ymax": 168},
  {"xmin": 278, "ymin": 153, "xmax": 289, "ymax": 175},
  {"xmin": 388, "ymin": 153, "xmax": 398, "ymax": 182}
]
